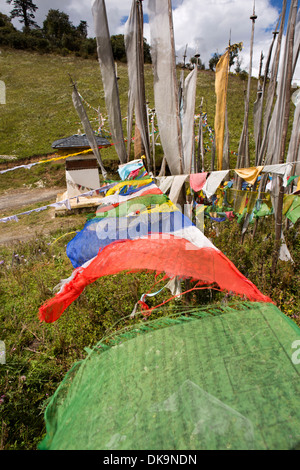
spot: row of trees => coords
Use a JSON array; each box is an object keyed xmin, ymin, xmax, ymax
[
  {"xmin": 1, "ymin": 0, "xmax": 244, "ymax": 72},
  {"xmin": 0, "ymin": 9, "xmax": 96, "ymax": 58},
  {"xmin": 0, "ymin": 1, "xmax": 152, "ymax": 61}
]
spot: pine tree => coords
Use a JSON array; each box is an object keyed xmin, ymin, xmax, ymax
[{"xmin": 6, "ymin": 0, "xmax": 38, "ymax": 30}]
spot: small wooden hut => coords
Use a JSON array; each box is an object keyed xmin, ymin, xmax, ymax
[{"xmin": 52, "ymin": 133, "xmax": 111, "ymax": 214}]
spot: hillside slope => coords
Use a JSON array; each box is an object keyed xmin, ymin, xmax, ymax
[{"xmin": 0, "ymin": 48, "xmax": 267, "ymax": 166}]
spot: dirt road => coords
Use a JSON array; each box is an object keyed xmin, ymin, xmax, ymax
[
  {"xmin": 0, "ymin": 187, "xmax": 86, "ymax": 245},
  {"xmin": 0, "ymin": 187, "xmax": 63, "ymax": 213}
]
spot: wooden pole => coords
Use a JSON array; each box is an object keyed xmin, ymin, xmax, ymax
[
  {"xmin": 68, "ymin": 74, "xmax": 108, "ymax": 179},
  {"xmin": 235, "ymin": 3, "xmax": 257, "ymax": 192},
  {"xmin": 223, "ymin": 105, "xmax": 230, "ymax": 170},
  {"xmin": 168, "ymin": 0, "xmax": 184, "ymax": 174},
  {"xmin": 197, "ymin": 97, "xmax": 204, "ymax": 173},
  {"xmin": 272, "ymin": 0, "xmax": 297, "ymax": 271},
  {"xmin": 151, "ymin": 109, "xmax": 156, "ymax": 176},
  {"xmin": 211, "ymin": 134, "xmax": 216, "ymax": 172},
  {"xmin": 137, "ymin": 0, "xmax": 151, "ymax": 172},
  {"xmin": 240, "ymin": 3, "xmax": 257, "ymax": 168},
  {"xmin": 258, "ymin": 4, "xmax": 286, "ymax": 166}
]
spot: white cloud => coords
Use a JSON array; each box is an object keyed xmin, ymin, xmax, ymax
[
  {"xmin": 149, "ymin": 0, "xmax": 299, "ymax": 86},
  {"xmin": 163, "ymin": 0, "xmax": 280, "ymax": 76},
  {"xmin": 1, "ymin": 0, "xmax": 299, "ymax": 83},
  {"xmin": 111, "ymin": 0, "xmax": 288, "ymax": 81}
]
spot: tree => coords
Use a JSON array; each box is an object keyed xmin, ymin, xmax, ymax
[
  {"xmin": 190, "ymin": 56, "xmax": 205, "ymax": 70},
  {"xmin": 77, "ymin": 20, "xmax": 88, "ymax": 39},
  {"xmin": 111, "ymin": 34, "xmax": 126, "ymax": 62},
  {"xmin": 209, "ymin": 52, "xmax": 221, "ymax": 71},
  {"xmin": 228, "ymin": 42, "xmax": 243, "ymax": 70},
  {"xmin": 43, "ymin": 9, "xmax": 74, "ymax": 43},
  {"xmin": 43, "ymin": 11, "xmax": 91, "ymax": 54},
  {"xmin": 0, "ymin": 12, "xmax": 14, "ymax": 28},
  {"xmin": 235, "ymin": 56, "xmax": 243, "ymax": 74},
  {"xmin": 143, "ymin": 37, "xmax": 151, "ymax": 63},
  {"xmin": 209, "ymin": 42, "xmax": 243, "ymax": 72},
  {"xmin": 6, "ymin": 0, "xmax": 38, "ymax": 30},
  {"xmin": 110, "ymin": 34, "xmax": 151, "ymax": 63}
]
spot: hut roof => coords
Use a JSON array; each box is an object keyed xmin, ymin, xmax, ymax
[{"xmin": 52, "ymin": 134, "xmax": 111, "ymax": 150}]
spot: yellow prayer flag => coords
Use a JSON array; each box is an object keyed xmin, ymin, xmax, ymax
[
  {"xmin": 142, "ymin": 200, "xmax": 179, "ymax": 214},
  {"xmin": 106, "ymin": 178, "xmax": 153, "ymax": 196},
  {"xmin": 214, "ymin": 50, "xmax": 230, "ymax": 171},
  {"xmin": 234, "ymin": 166, "xmax": 264, "ymax": 185},
  {"xmin": 134, "ymin": 125, "xmax": 144, "ymax": 159},
  {"xmin": 283, "ymin": 194, "xmax": 294, "ymax": 215},
  {"xmin": 233, "ymin": 190, "xmax": 247, "ymax": 214}
]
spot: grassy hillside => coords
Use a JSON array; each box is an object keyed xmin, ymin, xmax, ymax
[
  {"xmin": 0, "ymin": 49, "xmax": 113, "ymax": 161},
  {"xmin": 0, "ymin": 47, "xmax": 263, "ymax": 166}
]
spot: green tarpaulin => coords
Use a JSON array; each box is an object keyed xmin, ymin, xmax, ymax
[{"xmin": 39, "ymin": 302, "xmax": 300, "ymax": 450}]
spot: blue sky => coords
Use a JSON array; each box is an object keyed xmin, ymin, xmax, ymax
[
  {"xmin": 271, "ymin": 0, "xmax": 288, "ymax": 8},
  {"xmin": 270, "ymin": 0, "xmax": 293, "ymax": 27},
  {"xmin": 271, "ymin": 0, "xmax": 290, "ymax": 10}
]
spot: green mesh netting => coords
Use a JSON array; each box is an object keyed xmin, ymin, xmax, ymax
[{"xmin": 38, "ymin": 302, "xmax": 300, "ymax": 450}]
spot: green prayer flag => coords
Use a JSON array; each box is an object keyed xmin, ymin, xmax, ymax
[{"xmin": 286, "ymin": 196, "xmax": 300, "ymax": 224}]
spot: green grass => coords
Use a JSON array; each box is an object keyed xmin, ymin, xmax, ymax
[
  {"xmin": 0, "ymin": 50, "xmax": 104, "ymax": 160},
  {"xmin": 0, "ymin": 161, "xmax": 65, "ymax": 193},
  {"xmin": 0, "ymin": 47, "xmax": 274, "ymax": 167}
]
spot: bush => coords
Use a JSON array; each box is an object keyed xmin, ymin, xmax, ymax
[
  {"xmin": 238, "ymin": 70, "xmax": 248, "ymax": 81},
  {"xmin": 8, "ymin": 31, "xmax": 28, "ymax": 49},
  {"xmin": 0, "ymin": 13, "xmax": 15, "ymax": 29}
]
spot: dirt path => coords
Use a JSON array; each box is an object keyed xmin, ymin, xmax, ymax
[
  {"xmin": 0, "ymin": 187, "xmax": 64, "ymax": 213},
  {"xmin": 0, "ymin": 187, "xmax": 87, "ymax": 246}
]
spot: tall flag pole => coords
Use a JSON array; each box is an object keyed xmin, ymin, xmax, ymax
[
  {"xmin": 272, "ymin": 0, "xmax": 299, "ymax": 270},
  {"xmin": 92, "ymin": 0, "xmax": 127, "ymax": 164},
  {"xmin": 258, "ymin": 2, "xmax": 286, "ymax": 168},
  {"xmin": 148, "ymin": 0, "xmax": 184, "ymax": 175},
  {"xmin": 125, "ymin": 0, "xmax": 151, "ymax": 168},
  {"xmin": 70, "ymin": 77, "xmax": 108, "ymax": 180},
  {"xmin": 236, "ymin": 1, "xmax": 257, "ymax": 177}
]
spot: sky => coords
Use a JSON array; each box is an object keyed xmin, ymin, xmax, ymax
[{"xmin": 1, "ymin": 0, "xmax": 299, "ymax": 84}]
